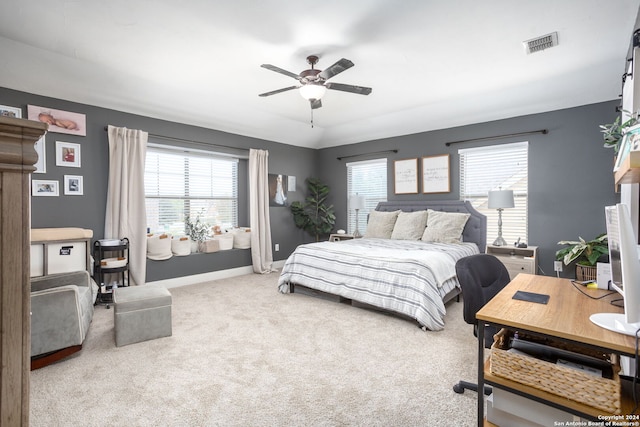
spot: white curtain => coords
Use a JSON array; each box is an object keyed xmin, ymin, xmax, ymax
[
  {"xmin": 105, "ymin": 125, "xmax": 148, "ymax": 286},
  {"xmin": 249, "ymin": 149, "xmax": 273, "ymax": 273}
]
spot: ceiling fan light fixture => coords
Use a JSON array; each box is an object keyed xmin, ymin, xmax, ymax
[{"xmin": 299, "ymin": 83, "xmax": 327, "ymax": 101}]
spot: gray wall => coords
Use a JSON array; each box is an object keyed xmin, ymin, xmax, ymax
[
  {"xmin": 0, "ymin": 87, "xmax": 317, "ymax": 281},
  {"xmin": 0, "ymin": 86, "xmax": 623, "ymax": 281},
  {"xmin": 318, "ymin": 101, "xmax": 621, "ymax": 277}
]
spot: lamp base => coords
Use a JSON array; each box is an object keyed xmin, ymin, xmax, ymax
[{"xmin": 492, "ymin": 236, "xmax": 508, "ymax": 246}]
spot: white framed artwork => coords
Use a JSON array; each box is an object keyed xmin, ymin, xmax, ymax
[
  {"xmin": 64, "ymin": 175, "xmax": 83, "ymax": 195},
  {"xmin": 0, "ymin": 104, "xmax": 21, "ymax": 118},
  {"xmin": 56, "ymin": 141, "xmax": 81, "ymax": 168},
  {"xmin": 34, "ymin": 135, "xmax": 46, "ymax": 173},
  {"xmin": 32, "ymin": 180, "xmax": 59, "ymax": 197}
]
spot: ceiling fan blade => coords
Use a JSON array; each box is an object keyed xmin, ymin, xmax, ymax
[
  {"xmin": 318, "ymin": 58, "xmax": 354, "ymax": 80},
  {"xmin": 260, "ymin": 64, "xmax": 301, "ymax": 80},
  {"xmin": 325, "ymin": 82, "xmax": 372, "ymax": 95},
  {"xmin": 258, "ymin": 86, "xmax": 299, "ymax": 97},
  {"xmin": 310, "ymin": 99, "xmax": 322, "ymax": 109}
]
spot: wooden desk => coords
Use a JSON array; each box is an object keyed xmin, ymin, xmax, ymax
[{"xmin": 475, "ymin": 274, "xmax": 637, "ymax": 425}]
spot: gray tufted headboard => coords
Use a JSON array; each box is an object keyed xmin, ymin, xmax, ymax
[{"xmin": 375, "ymin": 200, "xmax": 487, "ymax": 253}]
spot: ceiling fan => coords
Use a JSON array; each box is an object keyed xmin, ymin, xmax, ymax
[{"xmin": 258, "ymin": 55, "xmax": 372, "ymax": 110}]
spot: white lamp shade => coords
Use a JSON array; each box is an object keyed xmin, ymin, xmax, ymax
[
  {"xmin": 488, "ymin": 190, "xmax": 514, "ymax": 209},
  {"xmin": 299, "ymin": 84, "xmax": 327, "ymax": 100},
  {"xmin": 349, "ymin": 194, "xmax": 366, "ymax": 210}
]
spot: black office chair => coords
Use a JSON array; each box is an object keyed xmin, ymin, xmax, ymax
[{"xmin": 452, "ymin": 253, "xmax": 511, "ymax": 395}]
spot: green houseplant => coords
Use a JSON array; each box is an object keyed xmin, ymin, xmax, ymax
[
  {"xmin": 600, "ymin": 111, "xmax": 640, "ymax": 152},
  {"xmin": 555, "ymin": 234, "xmax": 608, "ymax": 281},
  {"xmin": 290, "ymin": 178, "xmax": 336, "ymax": 241}
]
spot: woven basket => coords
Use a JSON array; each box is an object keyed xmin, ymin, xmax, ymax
[
  {"xmin": 490, "ymin": 329, "xmax": 621, "ymax": 414},
  {"xmin": 576, "ymin": 264, "xmax": 597, "ymax": 282}
]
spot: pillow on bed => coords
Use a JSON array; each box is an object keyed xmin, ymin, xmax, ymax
[
  {"xmin": 421, "ymin": 209, "xmax": 470, "ymax": 243},
  {"xmin": 391, "ymin": 210, "xmax": 428, "ymax": 240},
  {"xmin": 364, "ymin": 210, "xmax": 401, "ymax": 238}
]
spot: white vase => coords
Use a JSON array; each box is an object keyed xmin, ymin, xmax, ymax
[{"xmin": 191, "ymin": 241, "xmax": 199, "ymax": 253}]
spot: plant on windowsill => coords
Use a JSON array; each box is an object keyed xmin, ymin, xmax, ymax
[
  {"xmin": 555, "ymin": 234, "xmax": 608, "ymax": 281},
  {"xmin": 185, "ymin": 213, "xmax": 210, "ymax": 252},
  {"xmin": 290, "ymin": 177, "xmax": 336, "ymax": 242}
]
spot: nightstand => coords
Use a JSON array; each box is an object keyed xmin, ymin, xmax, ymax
[
  {"xmin": 486, "ymin": 244, "xmax": 538, "ymax": 280},
  {"xmin": 329, "ymin": 233, "xmax": 356, "ymax": 242}
]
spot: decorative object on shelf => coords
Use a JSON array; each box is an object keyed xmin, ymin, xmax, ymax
[
  {"xmin": 600, "ymin": 110, "xmax": 639, "ymax": 153},
  {"xmin": 613, "ymin": 123, "xmax": 640, "ymax": 172},
  {"xmin": 349, "ymin": 194, "xmax": 366, "ymax": 238},
  {"xmin": 488, "ymin": 189, "xmax": 514, "ymax": 246},
  {"xmin": 422, "ymin": 154, "xmax": 450, "ymax": 194},
  {"xmin": 393, "ymin": 158, "xmax": 418, "ymax": 194},
  {"xmin": 556, "ymin": 233, "xmax": 608, "ymax": 281},
  {"xmin": 290, "ymin": 177, "xmax": 336, "ymax": 241}
]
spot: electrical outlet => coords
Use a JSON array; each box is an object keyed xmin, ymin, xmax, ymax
[
  {"xmin": 554, "ymin": 261, "xmax": 563, "ymax": 272},
  {"xmin": 275, "ymin": 243, "xmax": 280, "ymax": 252}
]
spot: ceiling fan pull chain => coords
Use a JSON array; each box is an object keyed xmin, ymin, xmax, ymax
[{"xmin": 310, "ymin": 108, "xmax": 314, "ymax": 128}]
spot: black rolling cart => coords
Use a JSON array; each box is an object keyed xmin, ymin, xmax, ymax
[{"xmin": 93, "ymin": 238, "xmax": 129, "ymax": 307}]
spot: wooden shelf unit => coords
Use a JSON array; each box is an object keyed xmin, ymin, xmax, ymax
[{"xmin": 614, "ymin": 150, "xmax": 640, "ymax": 186}]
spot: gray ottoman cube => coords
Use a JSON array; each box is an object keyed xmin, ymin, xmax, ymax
[{"xmin": 113, "ymin": 286, "xmax": 172, "ymax": 347}]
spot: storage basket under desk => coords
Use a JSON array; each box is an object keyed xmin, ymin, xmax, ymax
[{"xmin": 490, "ymin": 329, "xmax": 621, "ymax": 414}]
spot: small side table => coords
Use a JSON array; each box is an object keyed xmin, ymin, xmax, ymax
[{"xmin": 329, "ymin": 233, "xmax": 356, "ymax": 242}]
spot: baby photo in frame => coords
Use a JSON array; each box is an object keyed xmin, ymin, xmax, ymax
[{"xmin": 56, "ymin": 141, "xmax": 81, "ymax": 168}]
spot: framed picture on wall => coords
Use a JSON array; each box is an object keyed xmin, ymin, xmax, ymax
[
  {"xmin": 34, "ymin": 135, "xmax": 46, "ymax": 173},
  {"xmin": 268, "ymin": 173, "xmax": 289, "ymax": 207},
  {"xmin": 64, "ymin": 175, "xmax": 83, "ymax": 195},
  {"xmin": 0, "ymin": 104, "xmax": 21, "ymax": 118},
  {"xmin": 32, "ymin": 180, "xmax": 59, "ymax": 197},
  {"xmin": 422, "ymin": 154, "xmax": 450, "ymax": 194},
  {"xmin": 56, "ymin": 141, "xmax": 81, "ymax": 168},
  {"xmin": 27, "ymin": 105, "xmax": 86, "ymax": 136},
  {"xmin": 394, "ymin": 158, "xmax": 419, "ymax": 194}
]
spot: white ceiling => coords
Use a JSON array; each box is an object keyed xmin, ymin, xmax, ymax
[{"xmin": 0, "ymin": 0, "xmax": 639, "ymax": 149}]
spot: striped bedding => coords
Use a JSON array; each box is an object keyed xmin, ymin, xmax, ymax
[{"xmin": 277, "ymin": 238, "xmax": 480, "ymax": 330}]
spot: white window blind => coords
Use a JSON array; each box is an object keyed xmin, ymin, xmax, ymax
[
  {"xmin": 144, "ymin": 145, "xmax": 238, "ymax": 235},
  {"xmin": 346, "ymin": 158, "xmax": 387, "ymax": 234},
  {"xmin": 459, "ymin": 141, "xmax": 528, "ymax": 246}
]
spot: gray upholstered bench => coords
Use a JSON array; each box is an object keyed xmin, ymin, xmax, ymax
[{"xmin": 113, "ymin": 286, "xmax": 172, "ymax": 347}]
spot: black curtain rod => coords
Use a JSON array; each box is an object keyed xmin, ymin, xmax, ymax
[
  {"xmin": 337, "ymin": 149, "xmax": 398, "ymax": 161},
  {"xmin": 104, "ymin": 126, "xmax": 249, "ymax": 154},
  {"xmin": 445, "ymin": 129, "xmax": 548, "ymax": 147}
]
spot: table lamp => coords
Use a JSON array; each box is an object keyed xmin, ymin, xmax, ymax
[
  {"xmin": 488, "ymin": 189, "xmax": 514, "ymax": 246},
  {"xmin": 349, "ymin": 194, "xmax": 366, "ymax": 238}
]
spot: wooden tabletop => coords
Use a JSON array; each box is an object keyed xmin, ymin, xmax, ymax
[{"xmin": 476, "ymin": 274, "xmax": 636, "ymax": 355}]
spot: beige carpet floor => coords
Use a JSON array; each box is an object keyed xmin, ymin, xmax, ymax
[{"xmin": 30, "ymin": 272, "xmax": 479, "ymax": 426}]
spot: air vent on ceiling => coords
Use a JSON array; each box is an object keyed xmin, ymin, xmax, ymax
[{"xmin": 523, "ymin": 32, "xmax": 558, "ymax": 54}]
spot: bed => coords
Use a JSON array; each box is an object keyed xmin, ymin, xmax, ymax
[{"xmin": 277, "ymin": 200, "xmax": 487, "ymax": 331}]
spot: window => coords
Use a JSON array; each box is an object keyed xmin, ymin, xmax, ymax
[
  {"xmin": 459, "ymin": 141, "xmax": 528, "ymax": 245},
  {"xmin": 346, "ymin": 158, "xmax": 388, "ymax": 235},
  {"xmin": 144, "ymin": 145, "xmax": 238, "ymax": 235}
]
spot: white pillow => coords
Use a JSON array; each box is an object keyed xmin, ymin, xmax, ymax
[
  {"xmin": 391, "ymin": 210, "xmax": 428, "ymax": 240},
  {"xmin": 364, "ymin": 210, "xmax": 401, "ymax": 239},
  {"xmin": 421, "ymin": 209, "xmax": 470, "ymax": 243}
]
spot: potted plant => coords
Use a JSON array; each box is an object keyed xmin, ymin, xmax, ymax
[
  {"xmin": 185, "ymin": 213, "xmax": 210, "ymax": 252},
  {"xmin": 555, "ymin": 234, "xmax": 608, "ymax": 281},
  {"xmin": 600, "ymin": 110, "xmax": 640, "ymax": 152},
  {"xmin": 290, "ymin": 177, "xmax": 336, "ymax": 241}
]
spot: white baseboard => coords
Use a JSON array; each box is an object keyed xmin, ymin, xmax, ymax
[{"xmin": 147, "ymin": 259, "xmax": 286, "ymax": 289}]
